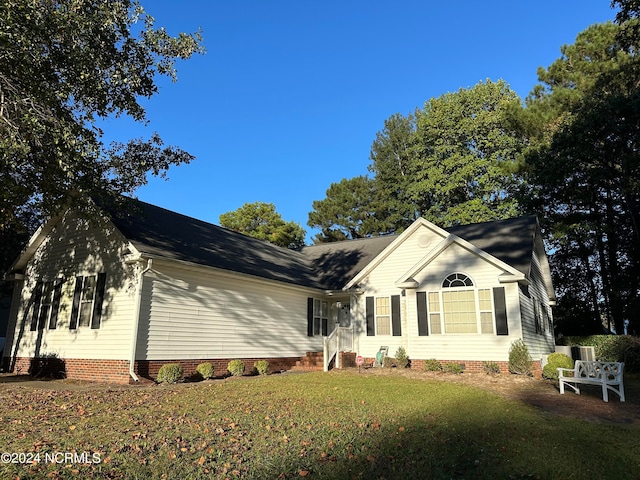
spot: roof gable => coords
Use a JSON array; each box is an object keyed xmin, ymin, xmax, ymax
[
  {"xmin": 344, "ymin": 218, "xmax": 450, "ymax": 290},
  {"xmin": 344, "ymin": 216, "xmax": 540, "ymax": 290}
]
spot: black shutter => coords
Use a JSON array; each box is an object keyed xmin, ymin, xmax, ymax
[
  {"xmin": 391, "ymin": 295, "xmax": 401, "ymax": 336},
  {"xmin": 493, "ymin": 287, "xmax": 508, "ymax": 335},
  {"xmin": 366, "ymin": 296, "xmax": 375, "ymax": 336},
  {"xmin": 416, "ymin": 291, "xmax": 429, "ymax": 336},
  {"xmin": 69, "ymin": 276, "xmax": 83, "ymax": 330},
  {"xmin": 91, "ymin": 272, "xmax": 107, "ymax": 329},
  {"xmin": 30, "ymin": 282, "xmax": 43, "ymax": 331},
  {"xmin": 48, "ymin": 280, "xmax": 63, "ymax": 330},
  {"xmin": 307, "ymin": 298, "xmax": 314, "ymax": 336}
]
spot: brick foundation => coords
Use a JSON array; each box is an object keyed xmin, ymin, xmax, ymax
[
  {"xmin": 4, "ymin": 355, "xmax": 304, "ymax": 384},
  {"xmin": 3, "ymin": 355, "xmax": 544, "ymax": 383},
  {"xmin": 7, "ymin": 356, "xmax": 131, "ymax": 383},
  {"xmin": 339, "ymin": 352, "xmax": 357, "ymax": 368}
]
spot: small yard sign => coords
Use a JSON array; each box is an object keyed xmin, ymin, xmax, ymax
[{"xmin": 356, "ymin": 355, "xmax": 364, "ymax": 373}]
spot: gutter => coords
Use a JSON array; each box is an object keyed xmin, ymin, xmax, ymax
[{"xmin": 128, "ymin": 258, "xmax": 152, "ymax": 382}]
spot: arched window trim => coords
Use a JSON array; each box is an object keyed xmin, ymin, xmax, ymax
[{"xmin": 442, "ymin": 272, "xmax": 474, "ymax": 288}]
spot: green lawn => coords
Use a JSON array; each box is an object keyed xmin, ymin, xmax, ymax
[{"xmin": 0, "ymin": 371, "xmax": 637, "ymax": 479}]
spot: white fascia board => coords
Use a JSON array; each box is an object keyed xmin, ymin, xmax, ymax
[{"xmin": 344, "ymin": 218, "xmax": 450, "ymax": 290}]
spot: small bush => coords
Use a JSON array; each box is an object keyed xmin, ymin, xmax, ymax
[
  {"xmin": 227, "ymin": 359, "xmax": 245, "ymax": 376},
  {"xmin": 157, "ymin": 363, "xmax": 183, "ymax": 384},
  {"xmin": 482, "ymin": 361, "xmax": 501, "ymax": 375},
  {"xmin": 542, "ymin": 352, "xmax": 574, "ymax": 380},
  {"xmin": 558, "ymin": 335, "xmax": 640, "ymax": 372},
  {"xmin": 443, "ymin": 362, "xmax": 464, "ymax": 374},
  {"xmin": 196, "ymin": 362, "xmax": 214, "ymax": 380},
  {"xmin": 509, "ymin": 339, "xmax": 533, "ymax": 376},
  {"xmin": 423, "ymin": 358, "xmax": 443, "ymax": 372},
  {"xmin": 383, "ymin": 356, "xmax": 395, "ymax": 368},
  {"xmin": 395, "ymin": 347, "xmax": 409, "ymax": 368},
  {"xmin": 254, "ymin": 360, "xmax": 269, "ymax": 375}
]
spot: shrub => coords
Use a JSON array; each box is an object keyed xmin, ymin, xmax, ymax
[
  {"xmin": 542, "ymin": 353, "xmax": 574, "ymax": 380},
  {"xmin": 482, "ymin": 361, "xmax": 501, "ymax": 375},
  {"xmin": 509, "ymin": 339, "xmax": 533, "ymax": 376},
  {"xmin": 383, "ymin": 356, "xmax": 395, "ymax": 368},
  {"xmin": 395, "ymin": 347, "xmax": 409, "ymax": 368},
  {"xmin": 443, "ymin": 362, "xmax": 463, "ymax": 374},
  {"xmin": 558, "ymin": 335, "xmax": 640, "ymax": 372},
  {"xmin": 196, "ymin": 362, "xmax": 214, "ymax": 380},
  {"xmin": 227, "ymin": 359, "xmax": 245, "ymax": 376},
  {"xmin": 157, "ymin": 363, "xmax": 183, "ymax": 384},
  {"xmin": 254, "ymin": 360, "xmax": 269, "ymax": 375},
  {"xmin": 423, "ymin": 358, "xmax": 443, "ymax": 372}
]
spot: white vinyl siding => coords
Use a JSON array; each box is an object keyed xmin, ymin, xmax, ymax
[
  {"xmin": 520, "ymin": 231, "xmax": 555, "ymax": 359},
  {"xmin": 354, "ymin": 234, "xmax": 524, "ymax": 362},
  {"xmin": 4, "ymin": 211, "xmax": 136, "ymax": 361},
  {"xmin": 137, "ymin": 261, "xmax": 323, "ymax": 360}
]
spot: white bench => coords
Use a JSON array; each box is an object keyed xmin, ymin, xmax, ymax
[{"xmin": 558, "ymin": 360, "xmax": 625, "ymax": 402}]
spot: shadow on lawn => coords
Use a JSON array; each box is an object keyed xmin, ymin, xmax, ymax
[
  {"xmin": 238, "ymin": 382, "xmax": 639, "ymax": 480},
  {"xmin": 509, "ymin": 374, "xmax": 640, "ymax": 425}
]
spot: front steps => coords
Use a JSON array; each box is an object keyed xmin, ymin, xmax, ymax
[{"xmin": 290, "ymin": 352, "xmax": 324, "ymax": 372}]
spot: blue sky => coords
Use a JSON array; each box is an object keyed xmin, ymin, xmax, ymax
[{"xmin": 101, "ymin": 1, "xmax": 618, "ymax": 242}]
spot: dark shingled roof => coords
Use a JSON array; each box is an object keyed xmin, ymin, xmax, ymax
[
  {"xmin": 105, "ymin": 197, "xmax": 538, "ymax": 291},
  {"xmin": 106, "ymin": 197, "xmax": 321, "ymax": 289},
  {"xmin": 446, "ymin": 216, "xmax": 538, "ymax": 277},
  {"xmin": 301, "ymin": 236, "xmax": 397, "ymax": 290}
]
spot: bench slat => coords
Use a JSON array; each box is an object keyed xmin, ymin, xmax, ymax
[{"xmin": 558, "ymin": 360, "xmax": 625, "ymax": 403}]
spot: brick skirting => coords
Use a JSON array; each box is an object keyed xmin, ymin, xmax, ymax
[
  {"xmin": 4, "ymin": 356, "xmax": 304, "ymax": 384},
  {"xmin": 7, "ymin": 356, "xmax": 130, "ymax": 383},
  {"xmin": 3, "ymin": 355, "xmax": 544, "ymax": 383}
]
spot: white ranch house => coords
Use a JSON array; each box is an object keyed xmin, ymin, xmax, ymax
[{"xmin": 2, "ymin": 197, "xmax": 556, "ymax": 382}]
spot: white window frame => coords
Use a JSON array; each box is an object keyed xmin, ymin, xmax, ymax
[
  {"xmin": 313, "ymin": 299, "xmax": 328, "ymax": 336},
  {"xmin": 375, "ymin": 296, "xmax": 391, "ymax": 336},
  {"xmin": 427, "ymin": 273, "xmax": 495, "ymax": 335}
]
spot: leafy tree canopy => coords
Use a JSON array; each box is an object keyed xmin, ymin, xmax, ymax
[
  {"xmin": 410, "ymin": 79, "xmax": 525, "ymax": 226},
  {"xmin": 310, "ymin": 80, "xmax": 526, "ymax": 243},
  {"xmin": 220, "ymin": 202, "xmax": 306, "ymax": 250},
  {"xmin": 308, "ymin": 176, "xmax": 392, "ymax": 243},
  {"xmin": 0, "ymin": 0, "xmax": 205, "ymax": 232},
  {"xmin": 523, "ymin": 20, "xmax": 640, "ymax": 335}
]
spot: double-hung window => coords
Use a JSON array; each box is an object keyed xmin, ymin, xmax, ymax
[
  {"xmin": 30, "ymin": 280, "xmax": 63, "ymax": 331},
  {"xmin": 313, "ymin": 299, "xmax": 328, "ymax": 336},
  {"xmin": 70, "ymin": 273, "xmax": 107, "ymax": 330},
  {"xmin": 365, "ymin": 295, "xmax": 402, "ymax": 337},
  {"xmin": 375, "ymin": 297, "xmax": 391, "ymax": 335}
]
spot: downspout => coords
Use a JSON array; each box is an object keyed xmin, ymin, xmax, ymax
[{"xmin": 129, "ymin": 258, "xmax": 152, "ymax": 382}]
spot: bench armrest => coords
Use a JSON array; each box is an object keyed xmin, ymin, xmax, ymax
[{"xmin": 557, "ymin": 367, "xmax": 575, "ymax": 375}]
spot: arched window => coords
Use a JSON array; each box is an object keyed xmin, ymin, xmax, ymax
[
  {"xmin": 425, "ymin": 273, "xmax": 492, "ymax": 334},
  {"xmin": 442, "ymin": 273, "xmax": 474, "ymax": 288}
]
